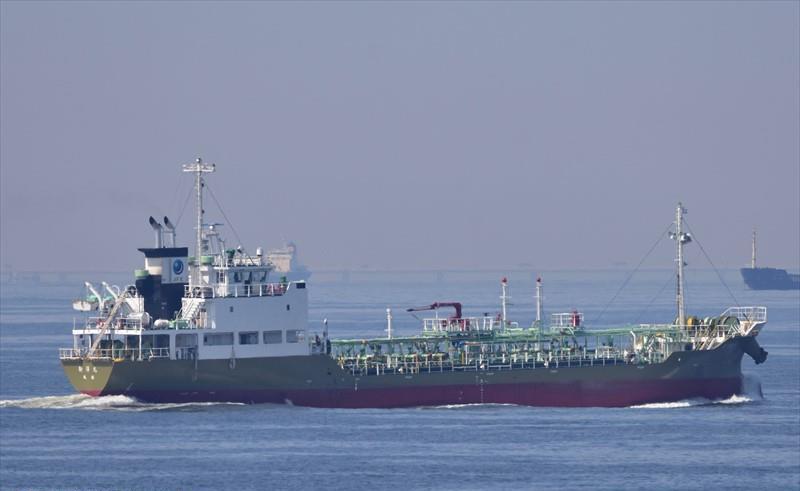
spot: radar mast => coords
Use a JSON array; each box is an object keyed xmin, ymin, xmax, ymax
[{"xmin": 182, "ymin": 157, "xmax": 215, "ymax": 287}]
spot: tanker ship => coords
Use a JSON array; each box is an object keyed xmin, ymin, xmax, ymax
[
  {"xmin": 60, "ymin": 160, "xmax": 769, "ymax": 408},
  {"xmin": 740, "ymin": 230, "xmax": 800, "ymax": 290},
  {"xmin": 265, "ymin": 241, "xmax": 311, "ymax": 283}
]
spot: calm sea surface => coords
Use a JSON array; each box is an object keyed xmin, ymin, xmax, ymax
[{"xmin": 1, "ymin": 270, "xmax": 798, "ymax": 490}]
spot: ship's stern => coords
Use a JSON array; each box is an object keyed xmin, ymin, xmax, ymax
[{"xmin": 61, "ymin": 358, "xmax": 115, "ymax": 396}]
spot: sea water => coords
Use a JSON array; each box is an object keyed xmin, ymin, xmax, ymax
[{"xmin": 1, "ymin": 269, "xmax": 798, "ymax": 490}]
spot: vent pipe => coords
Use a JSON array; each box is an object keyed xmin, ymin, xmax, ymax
[
  {"xmin": 148, "ymin": 216, "xmax": 163, "ymax": 248},
  {"xmin": 163, "ymin": 216, "xmax": 176, "ymax": 247}
]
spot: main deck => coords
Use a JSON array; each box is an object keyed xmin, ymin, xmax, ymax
[{"xmin": 327, "ymin": 306, "xmax": 766, "ymax": 377}]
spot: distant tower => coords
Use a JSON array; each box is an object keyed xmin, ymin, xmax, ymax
[{"xmin": 751, "ymin": 229, "xmax": 757, "ymax": 269}]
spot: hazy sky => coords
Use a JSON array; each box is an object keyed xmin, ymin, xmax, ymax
[{"xmin": 1, "ymin": 1, "xmax": 798, "ymax": 273}]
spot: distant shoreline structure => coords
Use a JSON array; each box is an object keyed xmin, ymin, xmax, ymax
[{"xmin": 5, "ymin": 266, "xmax": 799, "ymax": 286}]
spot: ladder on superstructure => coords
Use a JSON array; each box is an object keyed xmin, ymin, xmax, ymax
[
  {"xmin": 179, "ymin": 297, "xmax": 204, "ymax": 323},
  {"xmin": 85, "ymin": 293, "xmax": 129, "ymax": 358}
]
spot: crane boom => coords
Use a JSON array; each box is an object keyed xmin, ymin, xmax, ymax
[{"xmin": 406, "ymin": 302, "xmax": 462, "ymax": 319}]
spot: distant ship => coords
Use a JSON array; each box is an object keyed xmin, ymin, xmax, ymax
[
  {"xmin": 740, "ymin": 230, "xmax": 800, "ymax": 290},
  {"xmin": 266, "ymin": 242, "xmax": 311, "ymax": 282},
  {"xmin": 59, "ymin": 162, "xmax": 769, "ymax": 408}
]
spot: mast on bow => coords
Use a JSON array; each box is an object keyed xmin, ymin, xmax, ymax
[{"xmin": 670, "ymin": 203, "xmax": 691, "ymax": 326}]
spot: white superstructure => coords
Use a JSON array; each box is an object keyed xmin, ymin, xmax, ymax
[{"xmin": 62, "ymin": 160, "xmax": 321, "ymax": 363}]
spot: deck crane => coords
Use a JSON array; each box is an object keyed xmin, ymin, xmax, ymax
[{"xmin": 406, "ymin": 302, "xmax": 463, "ymax": 320}]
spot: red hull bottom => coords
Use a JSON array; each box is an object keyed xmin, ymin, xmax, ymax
[{"xmin": 84, "ymin": 377, "xmax": 744, "ymax": 408}]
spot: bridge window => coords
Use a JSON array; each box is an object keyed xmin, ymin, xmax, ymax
[
  {"xmin": 239, "ymin": 331, "xmax": 259, "ymax": 345},
  {"xmin": 203, "ymin": 333, "xmax": 233, "ymax": 346},
  {"xmin": 263, "ymin": 330, "xmax": 282, "ymax": 344},
  {"xmin": 286, "ymin": 330, "xmax": 305, "ymax": 343}
]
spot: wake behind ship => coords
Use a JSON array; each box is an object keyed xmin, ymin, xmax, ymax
[{"xmin": 61, "ymin": 160, "xmax": 769, "ymax": 408}]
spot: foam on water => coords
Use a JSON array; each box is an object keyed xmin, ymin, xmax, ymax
[
  {"xmin": 0, "ymin": 394, "xmax": 135, "ymax": 410},
  {"xmin": 629, "ymin": 395, "xmax": 752, "ymax": 409},
  {"xmin": 425, "ymin": 403, "xmax": 518, "ymax": 410},
  {"xmin": 0, "ymin": 394, "xmax": 245, "ymax": 412},
  {"xmin": 630, "ymin": 375, "xmax": 763, "ymax": 409}
]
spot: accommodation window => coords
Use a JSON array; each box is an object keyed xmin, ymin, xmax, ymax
[
  {"xmin": 140, "ymin": 335, "xmax": 154, "ymax": 350},
  {"xmin": 139, "ymin": 334, "xmax": 170, "ymax": 349},
  {"xmin": 286, "ymin": 330, "xmax": 305, "ymax": 343},
  {"xmin": 239, "ymin": 332, "xmax": 259, "ymax": 345},
  {"xmin": 176, "ymin": 333, "xmax": 198, "ymax": 347},
  {"xmin": 203, "ymin": 333, "xmax": 233, "ymax": 346},
  {"xmin": 263, "ymin": 330, "xmax": 282, "ymax": 344}
]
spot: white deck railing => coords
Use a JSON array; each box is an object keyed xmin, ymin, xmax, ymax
[
  {"xmin": 83, "ymin": 317, "xmax": 145, "ymax": 331},
  {"xmin": 551, "ymin": 312, "xmax": 584, "ymax": 328},
  {"xmin": 422, "ymin": 316, "xmax": 502, "ymax": 334},
  {"xmin": 185, "ymin": 282, "xmax": 289, "ymax": 299},
  {"xmin": 59, "ymin": 347, "xmax": 170, "ymax": 360},
  {"xmin": 721, "ymin": 306, "xmax": 767, "ymax": 323}
]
